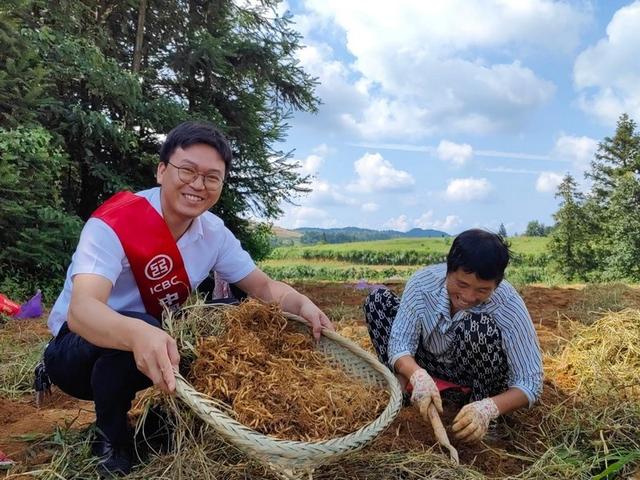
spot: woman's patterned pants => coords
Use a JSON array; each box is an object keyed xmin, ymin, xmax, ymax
[{"xmin": 363, "ymin": 287, "xmax": 509, "ymax": 401}]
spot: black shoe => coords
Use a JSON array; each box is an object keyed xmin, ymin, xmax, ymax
[
  {"xmin": 92, "ymin": 432, "xmax": 132, "ymax": 478},
  {"xmin": 134, "ymin": 406, "xmax": 174, "ymax": 458}
]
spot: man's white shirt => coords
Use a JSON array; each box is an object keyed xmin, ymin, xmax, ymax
[{"xmin": 48, "ymin": 187, "xmax": 255, "ymax": 335}]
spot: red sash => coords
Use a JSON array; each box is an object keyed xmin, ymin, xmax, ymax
[{"xmin": 91, "ymin": 191, "xmax": 191, "ymax": 319}]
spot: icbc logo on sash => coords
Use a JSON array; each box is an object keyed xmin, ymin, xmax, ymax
[
  {"xmin": 145, "ymin": 255, "xmax": 173, "ymax": 280},
  {"xmin": 145, "ymin": 255, "xmax": 182, "ymax": 307}
]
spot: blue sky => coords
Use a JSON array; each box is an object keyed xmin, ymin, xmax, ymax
[{"xmin": 266, "ymin": 0, "xmax": 640, "ymax": 235}]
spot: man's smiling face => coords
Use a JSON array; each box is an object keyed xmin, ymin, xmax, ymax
[{"xmin": 156, "ymin": 144, "xmax": 226, "ymax": 224}]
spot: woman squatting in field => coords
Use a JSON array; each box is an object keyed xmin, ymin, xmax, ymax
[{"xmin": 363, "ymin": 229, "xmax": 543, "ymax": 443}]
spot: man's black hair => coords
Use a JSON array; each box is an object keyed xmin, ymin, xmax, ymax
[
  {"xmin": 159, "ymin": 121, "xmax": 232, "ymax": 176},
  {"xmin": 446, "ymin": 229, "xmax": 511, "ymax": 284}
]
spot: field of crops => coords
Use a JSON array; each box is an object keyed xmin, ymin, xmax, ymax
[{"xmin": 261, "ymin": 236, "xmax": 556, "ymax": 285}]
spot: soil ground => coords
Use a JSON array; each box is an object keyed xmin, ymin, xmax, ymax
[{"xmin": 1, "ymin": 283, "xmax": 639, "ymax": 478}]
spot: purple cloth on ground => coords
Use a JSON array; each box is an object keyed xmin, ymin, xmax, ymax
[
  {"xmin": 353, "ymin": 279, "xmax": 386, "ymax": 291},
  {"xmin": 354, "ymin": 279, "xmax": 369, "ymax": 290},
  {"xmin": 15, "ymin": 290, "xmax": 43, "ymax": 319}
]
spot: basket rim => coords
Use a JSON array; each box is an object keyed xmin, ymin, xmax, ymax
[{"xmin": 172, "ymin": 303, "xmax": 403, "ymax": 465}]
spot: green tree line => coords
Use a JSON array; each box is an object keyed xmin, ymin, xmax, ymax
[
  {"xmin": 0, "ymin": 0, "xmax": 316, "ymax": 298},
  {"xmin": 550, "ymin": 114, "xmax": 640, "ymax": 281}
]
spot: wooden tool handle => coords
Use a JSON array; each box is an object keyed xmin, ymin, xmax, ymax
[{"xmin": 419, "ymin": 402, "xmax": 460, "ymax": 465}]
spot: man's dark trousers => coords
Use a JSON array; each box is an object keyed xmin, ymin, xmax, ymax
[{"xmin": 43, "ymin": 311, "xmax": 158, "ymax": 447}]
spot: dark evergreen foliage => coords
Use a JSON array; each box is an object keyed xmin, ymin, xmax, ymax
[{"xmin": 0, "ymin": 0, "xmax": 317, "ymax": 296}]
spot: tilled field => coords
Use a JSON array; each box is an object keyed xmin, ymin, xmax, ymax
[{"xmin": 1, "ymin": 283, "xmax": 639, "ymax": 479}]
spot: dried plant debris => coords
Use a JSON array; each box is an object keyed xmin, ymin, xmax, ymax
[
  {"xmin": 187, "ymin": 299, "xmax": 389, "ymax": 441},
  {"xmin": 546, "ymin": 308, "xmax": 640, "ymax": 401}
]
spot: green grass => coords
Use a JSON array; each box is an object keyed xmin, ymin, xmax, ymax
[
  {"xmin": 259, "ymin": 263, "xmax": 562, "ymax": 285},
  {"xmin": 508, "ymin": 236, "xmax": 550, "ymax": 255},
  {"xmin": 268, "ymin": 237, "xmax": 451, "ymax": 261},
  {"xmin": 260, "ymin": 236, "xmax": 555, "ymax": 283},
  {"xmin": 269, "ymin": 236, "xmax": 549, "ymax": 259},
  {"xmin": 0, "ymin": 321, "xmax": 48, "ymax": 398},
  {"xmin": 260, "ymin": 264, "xmax": 419, "ymax": 282},
  {"xmin": 566, "ymin": 283, "xmax": 640, "ymax": 325},
  {"xmin": 266, "ymin": 236, "xmax": 550, "ymax": 268}
]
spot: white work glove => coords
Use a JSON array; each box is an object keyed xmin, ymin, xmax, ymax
[
  {"xmin": 409, "ymin": 368, "xmax": 443, "ymax": 414},
  {"xmin": 451, "ymin": 398, "xmax": 499, "ymax": 443}
]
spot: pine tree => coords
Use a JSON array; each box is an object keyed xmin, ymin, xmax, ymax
[
  {"xmin": 525, "ymin": 220, "xmax": 546, "ymax": 237},
  {"xmin": 0, "ymin": 0, "xmax": 319, "ymax": 285},
  {"xmin": 549, "ymin": 175, "xmax": 595, "ymax": 280},
  {"xmin": 599, "ymin": 172, "xmax": 640, "ymax": 280},
  {"xmin": 0, "ymin": 127, "xmax": 82, "ymax": 297},
  {"xmin": 588, "ymin": 113, "xmax": 640, "ymax": 203}
]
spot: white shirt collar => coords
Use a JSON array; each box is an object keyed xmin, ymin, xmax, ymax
[{"xmin": 143, "ymin": 187, "xmax": 205, "ymax": 243}]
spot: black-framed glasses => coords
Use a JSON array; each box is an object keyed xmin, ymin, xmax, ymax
[{"xmin": 167, "ymin": 162, "xmax": 224, "ymax": 191}]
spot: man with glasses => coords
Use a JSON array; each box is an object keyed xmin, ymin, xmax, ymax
[{"xmin": 42, "ymin": 121, "xmax": 334, "ymax": 477}]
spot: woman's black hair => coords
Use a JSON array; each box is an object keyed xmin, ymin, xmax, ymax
[{"xmin": 446, "ymin": 229, "xmax": 511, "ymax": 284}]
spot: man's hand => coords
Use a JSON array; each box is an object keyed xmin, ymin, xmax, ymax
[
  {"xmin": 299, "ymin": 299, "xmax": 335, "ymax": 340},
  {"xmin": 131, "ymin": 323, "xmax": 180, "ymax": 394},
  {"xmin": 410, "ymin": 368, "xmax": 443, "ymax": 414},
  {"xmin": 234, "ymin": 269, "xmax": 334, "ymax": 341},
  {"xmin": 451, "ymin": 398, "xmax": 499, "ymax": 443}
]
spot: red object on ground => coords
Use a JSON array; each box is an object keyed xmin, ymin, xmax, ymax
[
  {"xmin": 433, "ymin": 377, "xmax": 472, "ymax": 394},
  {"xmin": 0, "ymin": 293, "xmax": 21, "ymax": 316},
  {"xmin": 0, "ymin": 449, "xmax": 15, "ymax": 469},
  {"xmin": 405, "ymin": 376, "xmax": 472, "ymax": 394}
]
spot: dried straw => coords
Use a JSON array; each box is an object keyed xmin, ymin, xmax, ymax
[
  {"xmin": 186, "ymin": 299, "xmax": 389, "ymax": 442},
  {"xmin": 546, "ymin": 308, "xmax": 640, "ymax": 401}
]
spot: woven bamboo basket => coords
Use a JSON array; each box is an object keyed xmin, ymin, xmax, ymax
[{"xmin": 172, "ymin": 305, "xmax": 402, "ymax": 479}]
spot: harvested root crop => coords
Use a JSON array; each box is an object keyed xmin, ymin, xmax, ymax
[{"xmin": 188, "ymin": 299, "xmax": 389, "ymax": 441}]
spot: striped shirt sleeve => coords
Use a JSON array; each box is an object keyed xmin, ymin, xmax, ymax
[
  {"xmin": 388, "ymin": 274, "xmax": 426, "ymax": 370},
  {"xmin": 495, "ymin": 290, "xmax": 544, "ymax": 406}
]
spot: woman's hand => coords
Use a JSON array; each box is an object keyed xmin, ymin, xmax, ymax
[
  {"xmin": 451, "ymin": 398, "xmax": 499, "ymax": 442},
  {"xmin": 410, "ymin": 368, "xmax": 443, "ymax": 413}
]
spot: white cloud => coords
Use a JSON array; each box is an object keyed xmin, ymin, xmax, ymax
[
  {"xmin": 574, "ymin": 2, "xmax": 640, "ymax": 124},
  {"xmin": 347, "ymin": 152, "xmax": 415, "ymax": 193},
  {"xmin": 341, "ymin": 98, "xmax": 434, "ymax": 139},
  {"xmin": 297, "ymin": 153, "xmax": 324, "ymax": 175},
  {"xmin": 312, "ymin": 143, "xmax": 333, "ymax": 156},
  {"xmin": 296, "ymin": 0, "xmax": 587, "ymax": 138},
  {"xmin": 361, "ymin": 202, "xmax": 379, "ymax": 212},
  {"xmin": 414, "ymin": 210, "xmax": 461, "ymax": 233},
  {"xmin": 281, "ymin": 206, "xmax": 337, "ymax": 228},
  {"xmin": 335, "ymin": 59, "xmax": 554, "ymax": 139},
  {"xmin": 350, "ymin": 141, "xmax": 555, "ymax": 161},
  {"xmin": 437, "ymin": 140, "xmax": 473, "ymax": 166},
  {"xmin": 383, "ymin": 214, "xmax": 410, "ymax": 232},
  {"xmin": 535, "ymin": 172, "xmax": 564, "ymax": 193},
  {"xmin": 305, "ymin": 1, "xmax": 586, "ymax": 60},
  {"xmin": 552, "ymin": 135, "xmax": 598, "ymax": 171},
  {"xmin": 483, "ymin": 166, "xmax": 542, "ymax": 175},
  {"xmin": 444, "ymin": 178, "xmax": 492, "ymax": 201},
  {"xmin": 306, "ymin": 179, "xmax": 358, "ymax": 207},
  {"xmin": 296, "ymin": 43, "xmax": 370, "ymax": 132}
]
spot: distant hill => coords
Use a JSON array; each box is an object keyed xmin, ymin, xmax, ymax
[
  {"xmin": 272, "ymin": 226, "xmax": 449, "ymax": 245},
  {"xmin": 271, "ymin": 226, "xmax": 303, "ymax": 239}
]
